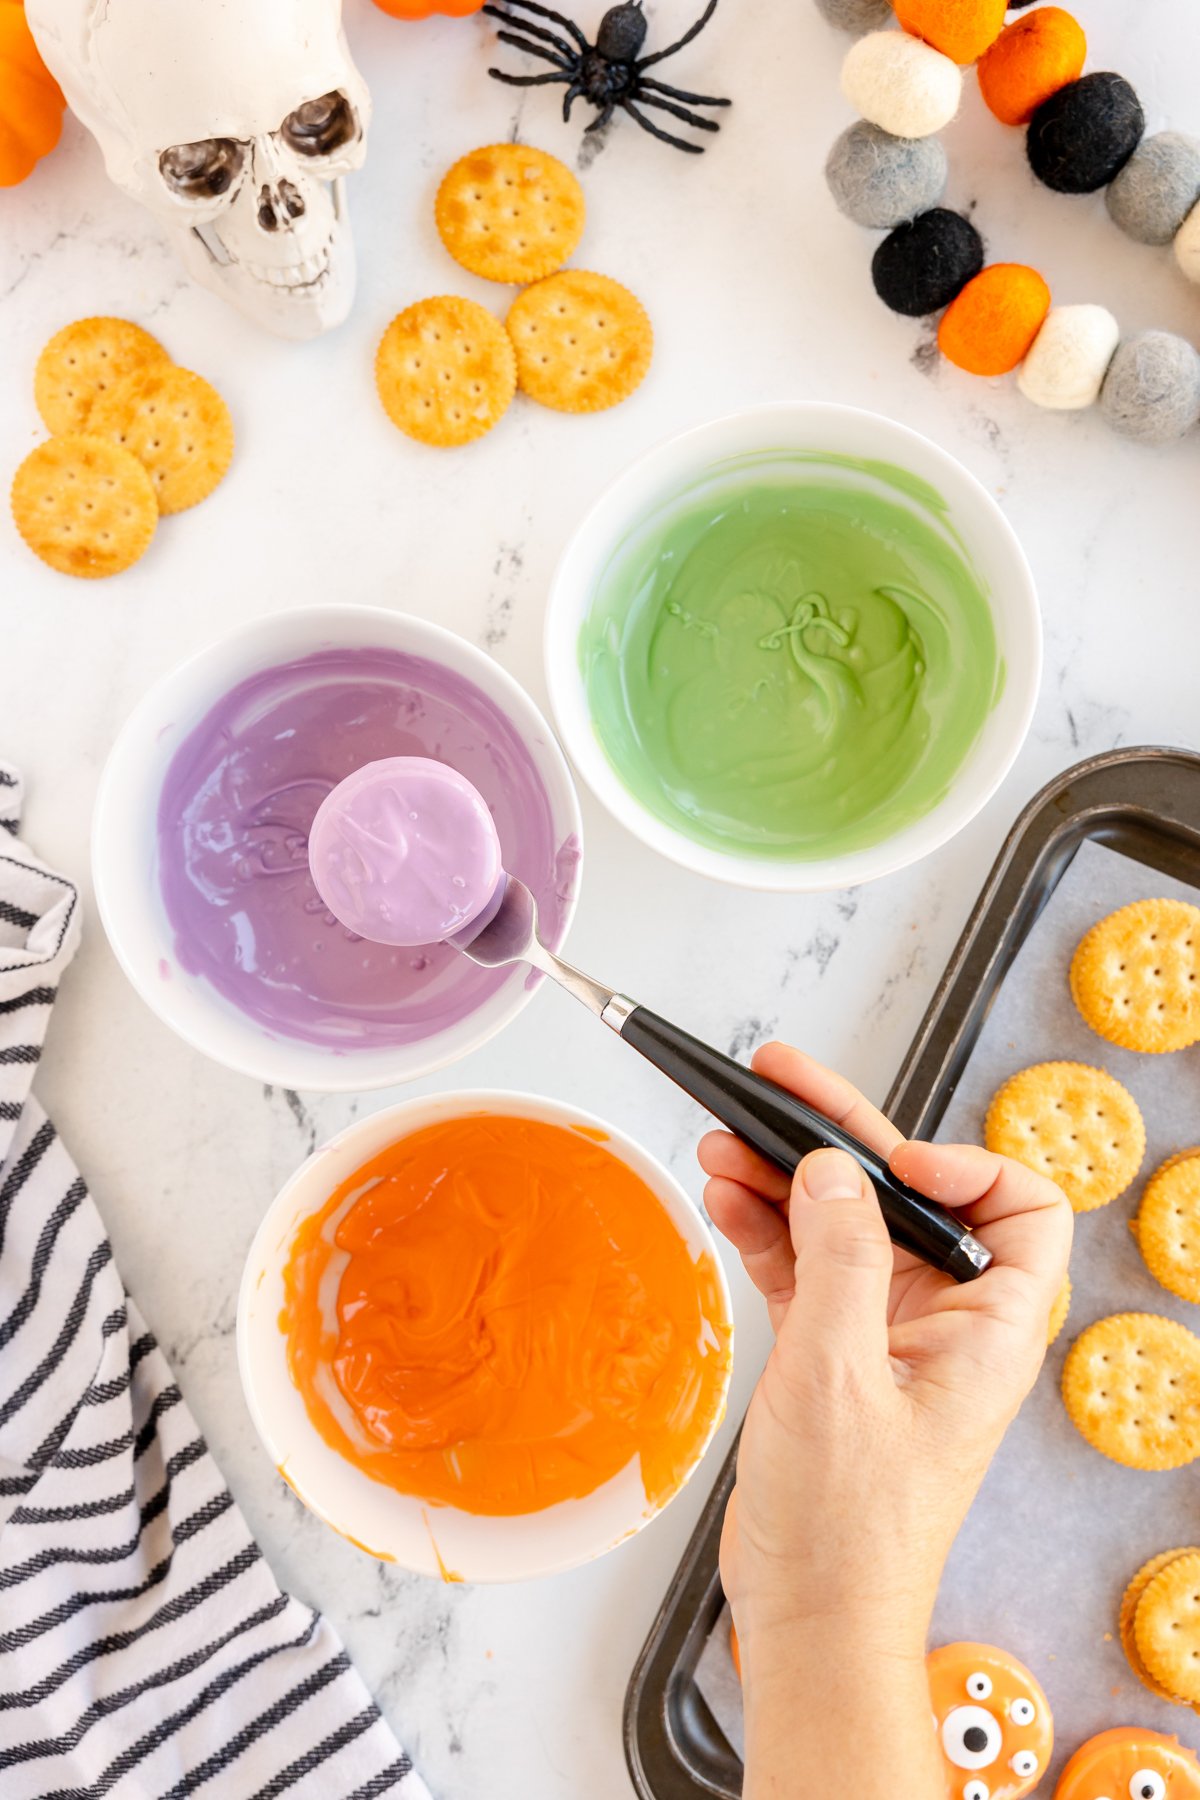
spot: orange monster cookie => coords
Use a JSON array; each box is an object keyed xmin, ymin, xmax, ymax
[
  {"xmin": 1134, "ymin": 1152, "xmax": 1200, "ymax": 1304},
  {"xmin": 1062, "ymin": 1314, "xmax": 1200, "ymax": 1471},
  {"xmin": 985, "ymin": 1061, "xmax": 1145, "ymax": 1213},
  {"xmin": 435, "ymin": 143, "xmax": 585, "ymax": 284},
  {"xmin": 376, "ymin": 296, "xmax": 516, "ymax": 448},
  {"xmin": 1055, "ymin": 1728, "xmax": 1200, "ymax": 1799},
  {"xmin": 1120, "ymin": 1548, "xmax": 1200, "ymax": 1704},
  {"xmin": 1071, "ymin": 899, "xmax": 1200, "ymax": 1054},
  {"xmin": 506, "ymin": 271, "xmax": 652, "ymax": 413},
  {"xmin": 33, "ymin": 316, "xmax": 169, "ymax": 436},
  {"xmin": 927, "ymin": 1642, "xmax": 1053, "ymax": 1800},
  {"xmin": 1135, "ymin": 1552, "xmax": 1200, "ymax": 1706}
]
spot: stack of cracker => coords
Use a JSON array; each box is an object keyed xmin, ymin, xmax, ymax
[
  {"xmin": 11, "ymin": 318, "xmax": 233, "ymax": 579},
  {"xmin": 1121, "ymin": 1548, "xmax": 1200, "ymax": 1710}
]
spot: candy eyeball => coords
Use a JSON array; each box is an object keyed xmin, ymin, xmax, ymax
[
  {"xmin": 964, "ymin": 1782, "xmax": 990, "ymax": 1800},
  {"xmin": 1130, "ymin": 1775, "xmax": 1167, "ymax": 1800},
  {"xmin": 1010, "ymin": 1750, "xmax": 1040, "ymax": 1778},
  {"xmin": 966, "ymin": 1672, "xmax": 993, "ymax": 1700},
  {"xmin": 1009, "ymin": 1696, "xmax": 1036, "ymax": 1725},
  {"xmin": 942, "ymin": 1706, "xmax": 1004, "ymax": 1770}
]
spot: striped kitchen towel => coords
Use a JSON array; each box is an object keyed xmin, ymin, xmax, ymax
[{"xmin": 0, "ymin": 764, "xmax": 430, "ymax": 1800}]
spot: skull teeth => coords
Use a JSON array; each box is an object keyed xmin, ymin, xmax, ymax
[{"xmin": 241, "ymin": 243, "xmax": 333, "ymax": 288}]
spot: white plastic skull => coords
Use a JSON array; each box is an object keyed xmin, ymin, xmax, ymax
[{"xmin": 26, "ymin": 0, "xmax": 371, "ymax": 339}]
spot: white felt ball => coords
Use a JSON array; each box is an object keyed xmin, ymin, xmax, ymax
[
  {"xmin": 840, "ymin": 31, "xmax": 962, "ymax": 141},
  {"xmin": 1017, "ymin": 304, "xmax": 1120, "ymax": 410},
  {"xmin": 1174, "ymin": 200, "xmax": 1200, "ymax": 285}
]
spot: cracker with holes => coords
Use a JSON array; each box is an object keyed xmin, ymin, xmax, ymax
[
  {"xmin": 1071, "ymin": 897, "xmax": 1200, "ymax": 1053},
  {"xmin": 376, "ymin": 296, "xmax": 516, "ymax": 448},
  {"xmin": 1134, "ymin": 1150, "xmax": 1200, "ymax": 1303},
  {"xmin": 984, "ymin": 1060, "xmax": 1144, "ymax": 1213},
  {"xmin": 88, "ymin": 366, "xmax": 233, "ymax": 515},
  {"xmin": 11, "ymin": 435, "xmax": 158, "ymax": 579},
  {"xmin": 1047, "ymin": 1274, "xmax": 1071, "ymax": 1346},
  {"xmin": 506, "ymin": 270, "xmax": 652, "ymax": 413},
  {"xmin": 1061, "ymin": 1313, "xmax": 1200, "ymax": 1470},
  {"xmin": 33, "ymin": 317, "xmax": 170, "ymax": 437},
  {"xmin": 1119, "ymin": 1547, "xmax": 1200, "ymax": 1702},
  {"xmin": 436, "ymin": 143, "xmax": 585, "ymax": 285},
  {"xmin": 1136, "ymin": 1550, "xmax": 1200, "ymax": 1703}
]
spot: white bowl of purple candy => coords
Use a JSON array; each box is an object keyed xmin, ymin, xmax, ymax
[{"xmin": 93, "ymin": 606, "xmax": 583, "ymax": 1092}]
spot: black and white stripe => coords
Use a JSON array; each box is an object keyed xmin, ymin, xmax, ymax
[{"xmin": 0, "ymin": 764, "xmax": 427, "ymax": 1799}]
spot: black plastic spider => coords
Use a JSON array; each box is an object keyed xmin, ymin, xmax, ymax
[{"xmin": 481, "ymin": 0, "xmax": 730, "ymax": 154}]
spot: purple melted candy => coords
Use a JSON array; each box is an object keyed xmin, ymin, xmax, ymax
[{"xmin": 156, "ymin": 646, "xmax": 578, "ymax": 1049}]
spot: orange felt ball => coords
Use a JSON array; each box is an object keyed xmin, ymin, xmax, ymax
[
  {"xmin": 978, "ymin": 7, "xmax": 1086, "ymax": 125},
  {"xmin": 938, "ymin": 264, "xmax": 1051, "ymax": 375},
  {"xmin": 892, "ymin": 0, "xmax": 1006, "ymax": 65}
]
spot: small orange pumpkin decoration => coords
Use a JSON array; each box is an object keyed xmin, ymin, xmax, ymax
[
  {"xmin": 0, "ymin": 0, "xmax": 65, "ymax": 187},
  {"xmin": 371, "ymin": 0, "xmax": 485, "ymax": 16}
]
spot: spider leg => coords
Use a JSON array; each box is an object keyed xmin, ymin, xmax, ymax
[
  {"xmin": 490, "ymin": 67, "xmax": 573, "ymax": 86},
  {"xmin": 637, "ymin": 74, "xmax": 730, "ymax": 108},
  {"xmin": 628, "ymin": 85, "xmax": 720, "ymax": 133},
  {"xmin": 481, "ymin": 7, "xmax": 577, "ymax": 63},
  {"xmin": 620, "ymin": 95, "xmax": 706, "ymax": 152},
  {"xmin": 635, "ymin": 0, "xmax": 720, "ymax": 70},
  {"xmin": 480, "ymin": 0, "xmax": 587, "ymax": 52},
  {"xmin": 491, "ymin": 26, "xmax": 574, "ymax": 68},
  {"xmin": 583, "ymin": 100, "xmax": 616, "ymax": 133},
  {"xmin": 562, "ymin": 81, "xmax": 585, "ymax": 121}
]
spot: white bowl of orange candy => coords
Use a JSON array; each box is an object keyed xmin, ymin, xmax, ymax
[{"xmin": 237, "ymin": 1089, "xmax": 734, "ymax": 1582}]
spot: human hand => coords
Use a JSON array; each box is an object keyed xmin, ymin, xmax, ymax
[{"xmin": 698, "ymin": 1043, "xmax": 1072, "ymax": 1749}]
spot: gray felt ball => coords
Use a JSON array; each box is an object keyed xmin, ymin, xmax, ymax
[
  {"xmin": 825, "ymin": 122, "xmax": 948, "ymax": 228},
  {"xmin": 1099, "ymin": 331, "xmax": 1200, "ymax": 445},
  {"xmin": 1106, "ymin": 131, "xmax": 1200, "ymax": 246},
  {"xmin": 815, "ymin": 0, "xmax": 894, "ymax": 34}
]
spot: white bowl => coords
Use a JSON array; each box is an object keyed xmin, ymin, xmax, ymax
[
  {"xmin": 236, "ymin": 1089, "xmax": 733, "ymax": 1583},
  {"xmin": 93, "ymin": 606, "xmax": 582, "ymax": 1091},
  {"xmin": 545, "ymin": 402, "xmax": 1041, "ymax": 893}
]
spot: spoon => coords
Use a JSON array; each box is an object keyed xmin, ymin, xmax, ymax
[{"xmin": 310, "ymin": 758, "xmax": 991, "ymax": 1285}]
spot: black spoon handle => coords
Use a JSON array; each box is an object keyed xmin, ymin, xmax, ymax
[{"xmin": 613, "ymin": 1004, "xmax": 990, "ymax": 1283}]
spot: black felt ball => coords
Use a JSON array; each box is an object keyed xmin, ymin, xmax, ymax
[
  {"xmin": 1026, "ymin": 73, "xmax": 1145, "ymax": 194},
  {"xmin": 871, "ymin": 208, "xmax": 984, "ymax": 317}
]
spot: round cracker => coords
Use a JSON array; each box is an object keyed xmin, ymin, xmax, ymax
[
  {"xmin": 435, "ymin": 143, "xmax": 585, "ymax": 284},
  {"xmin": 506, "ymin": 270, "xmax": 652, "ymax": 413},
  {"xmin": 11, "ymin": 435, "xmax": 157, "ymax": 580},
  {"xmin": 1062, "ymin": 1313, "xmax": 1200, "ymax": 1471},
  {"xmin": 88, "ymin": 365, "xmax": 233, "ymax": 515},
  {"xmin": 1136, "ymin": 1551, "xmax": 1200, "ymax": 1703},
  {"xmin": 1071, "ymin": 898, "xmax": 1200, "ymax": 1053},
  {"xmin": 1134, "ymin": 1150, "xmax": 1200, "ymax": 1304},
  {"xmin": 1047, "ymin": 1273, "xmax": 1071, "ymax": 1347},
  {"xmin": 984, "ymin": 1060, "xmax": 1145, "ymax": 1213},
  {"xmin": 34, "ymin": 318, "xmax": 170, "ymax": 436},
  {"xmin": 1120, "ymin": 1548, "xmax": 1200, "ymax": 1703},
  {"xmin": 376, "ymin": 296, "xmax": 516, "ymax": 448}
]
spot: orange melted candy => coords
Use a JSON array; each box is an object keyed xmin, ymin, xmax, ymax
[{"xmin": 280, "ymin": 1114, "xmax": 732, "ymax": 1516}]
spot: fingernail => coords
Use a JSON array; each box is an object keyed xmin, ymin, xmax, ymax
[{"xmin": 799, "ymin": 1147, "xmax": 861, "ymax": 1201}]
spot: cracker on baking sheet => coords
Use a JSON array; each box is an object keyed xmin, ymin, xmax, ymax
[
  {"xmin": 88, "ymin": 365, "xmax": 234, "ymax": 515},
  {"xmin": 34, "ymin": 317, "xmax": 170, "ymax": 436},
  {"xmin": 1071, "ymin": 897, "xmax": 1200, "ymax": 1053},
  {"xmin": 506, "ymin": 270, "xmax": 652, "ymax": 413},
  {"xmin": 1136, "ymin": 1550, "xmax": 1200, "ymax": 1704},
  {"xmin": 984, "ymin": 1060, "xmax": 1145, "ymax": 1212},
  {"xmin": 11, "ymin": 434, "xmax": 157, "ymax": 579},
  {"xmin": 1047, "ymin": 1274, "xmax": 1072, "ymax": 1346},
  {"xmin": 1061, "ymin": 1312, "xmax": 1200, "ymax": 1471},
  {"xmin": 436, "ymin": 143, "xmax": 585, "ymax": 285},
  {"xmin": 1134, "ymin": 1150, "xmax": 1200, "ymax": 1303},
  {"xmin": 1120, "ymin": 1547, "xmax": 1200, "ymax": 1703},
  {"xmin": 376, "ymin": 296, "xmax": 516, "ymax": 448}
]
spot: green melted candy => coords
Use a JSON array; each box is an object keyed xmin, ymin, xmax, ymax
[{"xmin": 579, "ymin": 451, "xmax": 1002, "ymax": 861}]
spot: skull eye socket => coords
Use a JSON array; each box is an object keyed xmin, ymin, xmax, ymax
[
  {"xmin": 281, "ymin": 91, "xmax": 356, "ymax": 157},
  {"xmin": 1130, "ymin": 1775, "xmax": 1166, "ymax": 1800},
  {"xmin": 159, "ymin": 138, "xmax": 244, "ymax": 198}
]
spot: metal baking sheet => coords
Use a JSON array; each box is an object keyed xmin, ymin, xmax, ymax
[{"xmin": 624, "ymin": 748, "xmax": 1200, "ymax": 1800}]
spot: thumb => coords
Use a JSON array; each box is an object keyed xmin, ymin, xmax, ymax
[{"xmin": 786, "ymin": 1147, "xmax": 894, "ymax": 1364}]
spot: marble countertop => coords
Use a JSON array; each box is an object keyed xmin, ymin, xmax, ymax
[{"xmin": 3, "ymin": 0, "xmax": 1199, "ymax": 1793}]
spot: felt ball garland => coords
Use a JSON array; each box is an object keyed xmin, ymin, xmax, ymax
[{"xmin": 821, "ymin": 0, "xmax": 1200, "ymax": 444}]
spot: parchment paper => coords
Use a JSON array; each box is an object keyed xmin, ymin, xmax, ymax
[{"xmin": 694, "ymin": 839, "xmax": 1200, "ymax": 1781}]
